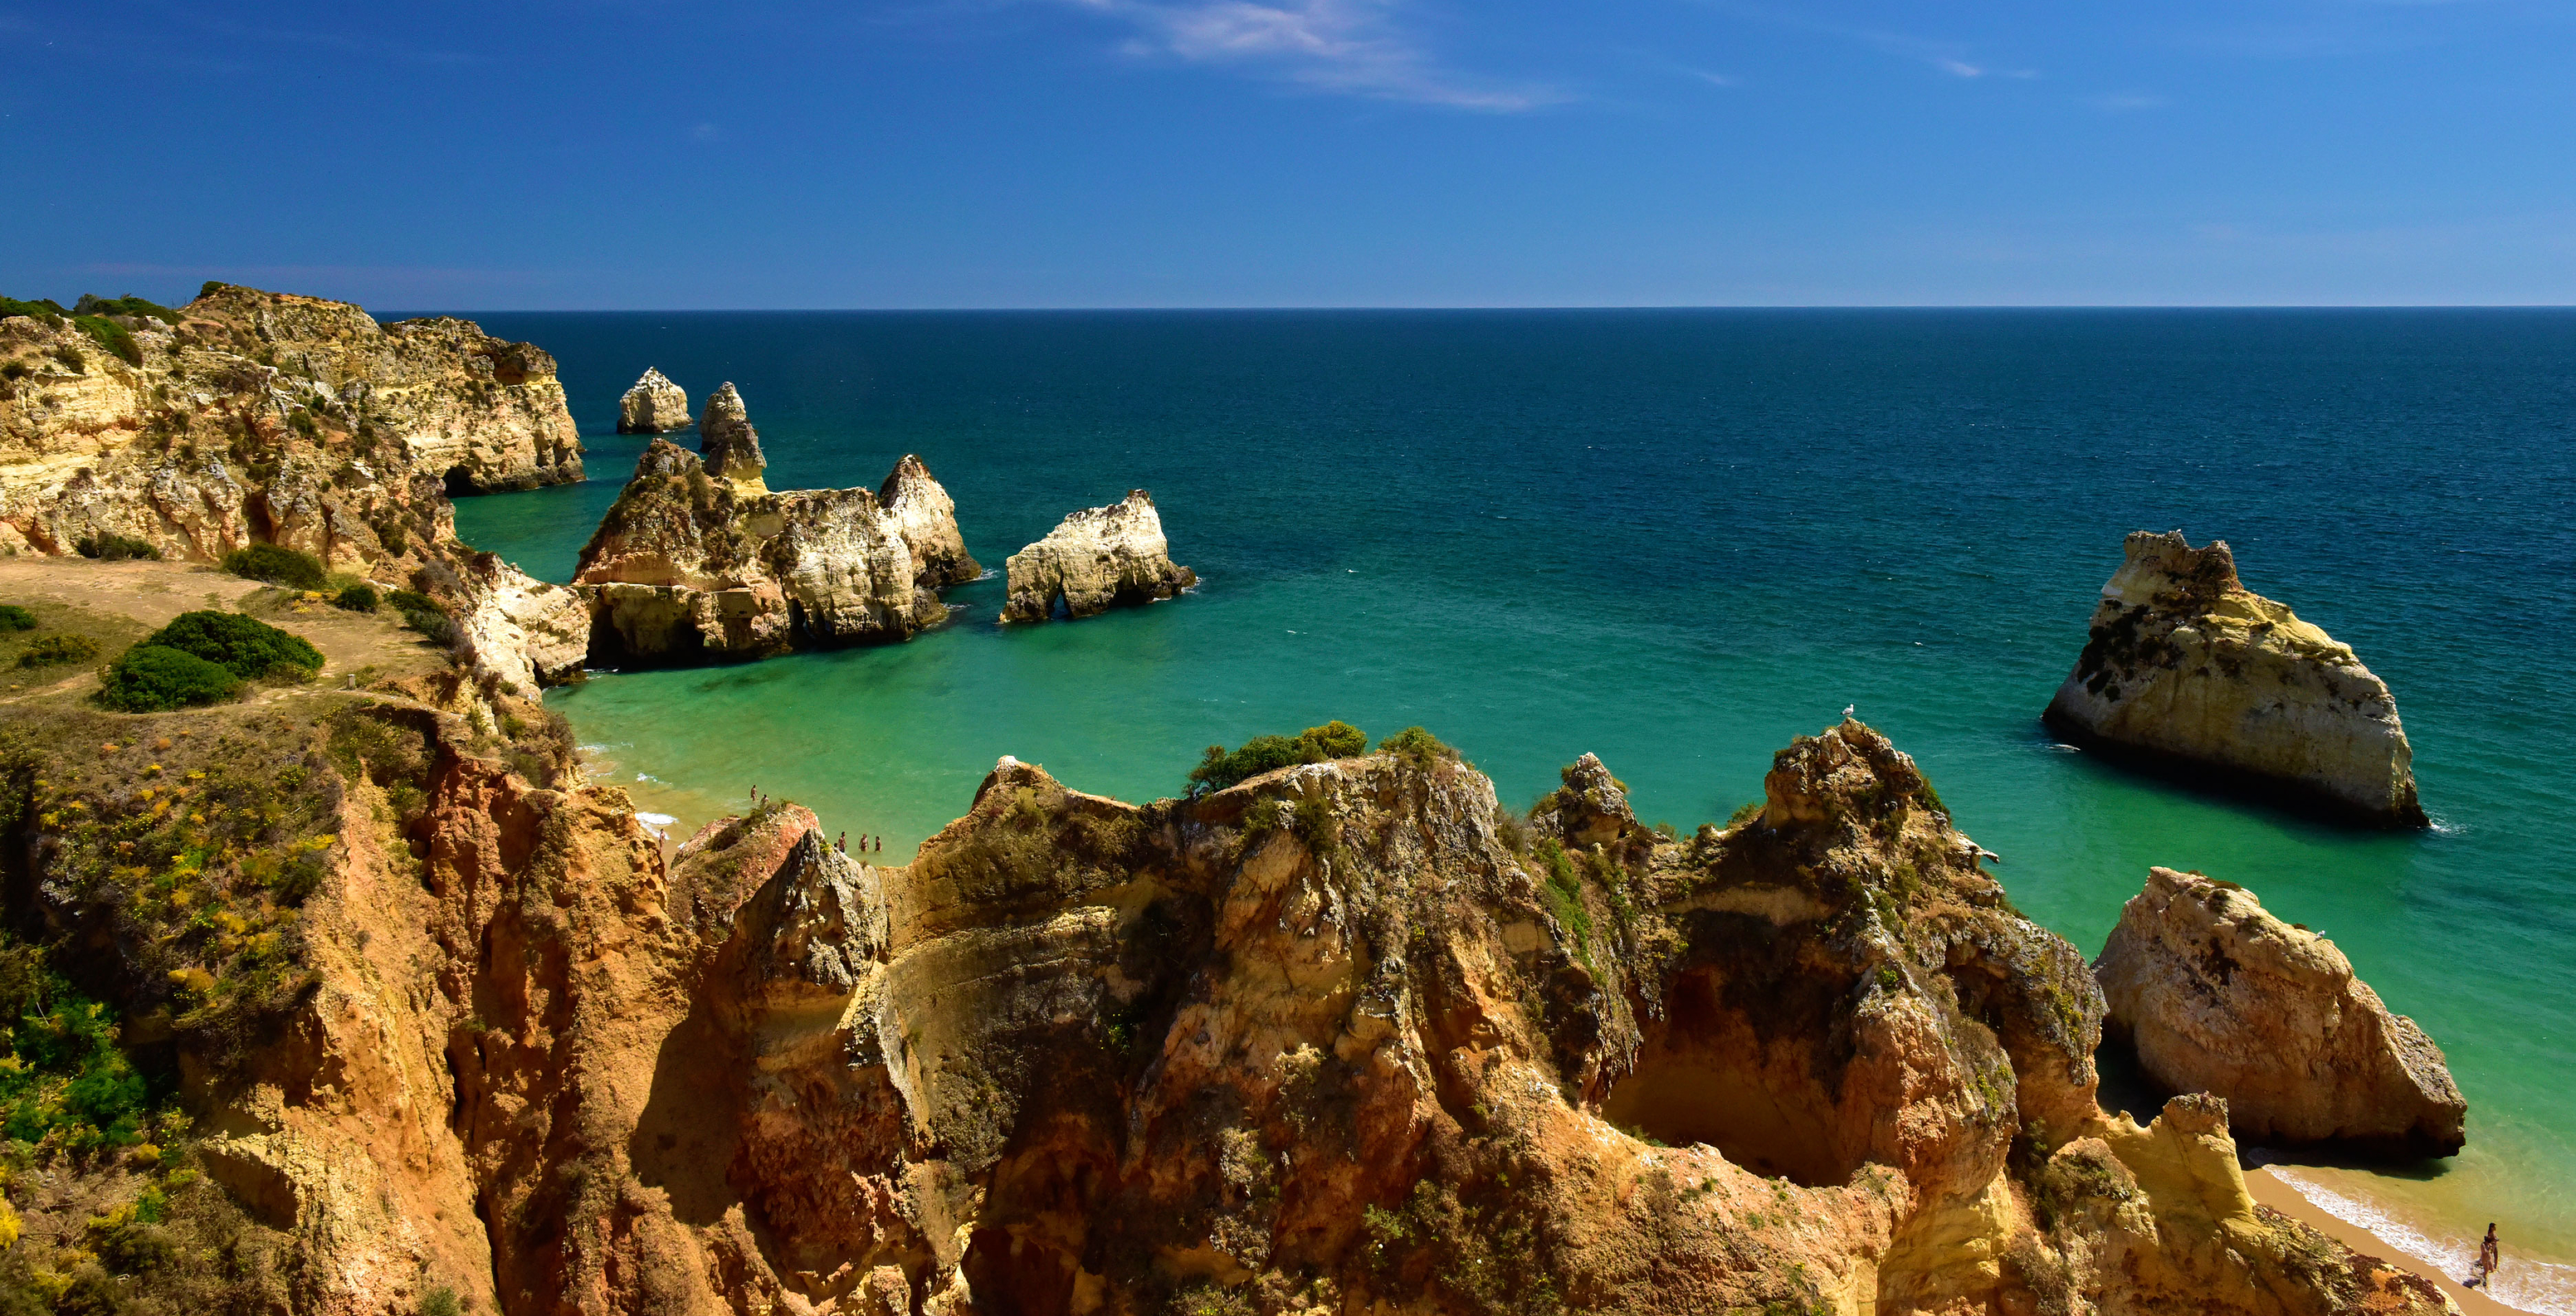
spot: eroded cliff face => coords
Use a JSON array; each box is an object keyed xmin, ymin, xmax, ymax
[
  {"xmin": 698, "ymin": 383, "xmax": 768, "ymax": 491},
  {"xmin": 0, "ymin": 285, "xmax": 591, "ymax": 690},
  {"xmin": 1001, "ymin": 490, "xmax": 1194, "ymax": 622},
  {"xmin": 570, "ymin": 440, "xmax": 944, "ymax": 665},
  {"xmin": 880, "ymin": 455, "xmax": 980, "ymax": 588},
  {"xmin": 2096, "ymin": 866, "xmax": 2466, "ymax": 1158},
  {"xmin": 618, "ymin": 368, "xmax": 691, "ymax": 435},
  {"xmin": 2044, "ymin": 531, "xmax": 2425, "ymax": 826},
  {"xmin": 0, "ymin": 684, "xmax": 2455, "ymax": 1315}
]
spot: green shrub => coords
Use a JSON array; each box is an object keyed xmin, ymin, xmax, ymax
[
  {"xmin": 71, "ymin": 293, "xmax": 181, "ymax": 324},
  {"xmin": 16, "ymin": 634, "xmax": 100, "ymax": 667},
  {"xmin": 0, "ymin": 605, "xmax": 32, "ymax": 632},
  {"xmin": 97, "ymin": 646, "xmax": 246, "ymax": 711},
  {"xmin": 0, "ymin": 295, "xmax": 66, "ymax": 326},
  {"xmin": 1187, "ymin": 719, "xmax": 1369, "ymax": 795},
  {"xmin": 0, "ymin": 940, "xmax": 149, "ymax": 1153},
  {"xmin": 1726, "ymin": 799, "xmax": 1767, "ymax": 829},
  {"xmin": 74, "ymin": 532, "xmax": 160, "ymax": 561},
  {"xmin": 72, "ymin": 315, "xmax": 141, "ymax": 367},
  {"xmin": 418, "ymin": 1286, "xmax": 465, "ymax": 1316},
  {"xmin": 333, "ymin": 583, "xmax": 380, "ymax": 613},
  {"xmin": 134, "ymin": 610, "xmax": 323, "ymax": 680},
  {"xmin": 50, "ymin": 344, "xmax": 84, "ymax": 373},
  {"xmin": 221, "ymin": 543, "xmax": 327, "ymax": 589},
  {"xmin": 1376, "ymin": 725, "xmax": 1459, "ymax": 768}
]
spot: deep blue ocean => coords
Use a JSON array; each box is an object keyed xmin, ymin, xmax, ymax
[{"xmin": 446, "ymin": 310, "xmax": 2576, "ymax": 1306}]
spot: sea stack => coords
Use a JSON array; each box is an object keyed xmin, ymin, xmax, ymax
[
  {"xmin": 1000, "ymin": 490, "xmax": 1195, "ymax": 622},
  {"xmin": 2043, "ymin": 530, "xmax": 2425, "ymax": 826},
  {"xmin": 877, "ymin": 453, "xmax": 979, "ymax": 587},
  {"xmin": 2096, "ymin": 866, "xmax": 2466, "ymax": 1158},
  {"xmin": 697, "ymin": 382, "xmax": 768, "ymax": 490},
  {"xmin": 569, "ymin": 439, "xmax": 939, "ymax": 665},
  {"xmin": 617, "ymin": 367, "xmax": 691, "ymax": 433}
]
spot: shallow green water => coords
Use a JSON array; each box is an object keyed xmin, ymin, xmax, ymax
[{"xmin": 451, "ymin": 310, "xmax": 2576, "ymax": 1308}]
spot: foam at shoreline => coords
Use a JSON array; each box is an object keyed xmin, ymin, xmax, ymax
[{"xmin": 2269, "ymin": 1166, "xmax": 2576, "ymax": 1315}]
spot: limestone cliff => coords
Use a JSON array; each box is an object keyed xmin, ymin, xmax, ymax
[
  {"xmin": 879, "ymin": 453, "xmax": 980, "ymax": 587},
  {"xmin": 571, "ymin": 439, "xmax": 942, "ymax": 665},
  {"xmin": 2045, "ymin": 531, "xmax": 2426, "ymax": 826},
  {"xmin": 2096, "ymin": 866, "xmax": 2466, "ymax": 1158},
  {"xmin": 697, "ymin": 383, "xmax": 767, "ymax": 490},
  {"xmin": 617, "ymin": 368, "xmax": 691, "ymax": 434},
  {"xmin": 0, "ymin": 608, "xmax": 2455, "ymax": 1316},
  {"xmin": 0, "ymin": 284, "xmax": 589, "ymax": 690},
  {"xmin": 1001, "ymin": 490, "xmax": 1194, "ymax": 622}
]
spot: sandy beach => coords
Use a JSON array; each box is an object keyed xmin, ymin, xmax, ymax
[{"xmin": 2249, "ymin": 1168, "xmax": 2527, "ymax": 1316}]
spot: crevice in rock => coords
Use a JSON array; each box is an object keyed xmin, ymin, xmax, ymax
[{"xmin": 1598, "ymin": 966, "xmax": 1860, "ymax": 1188}]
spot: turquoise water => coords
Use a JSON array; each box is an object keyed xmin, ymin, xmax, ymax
[{"xmin": 450, "ymin": 310, "xmax": 2576, "ymax": 1305}]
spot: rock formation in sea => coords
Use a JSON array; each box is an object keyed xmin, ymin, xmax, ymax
[
  {"xmin": 0, "ymin": 281, "xmax": 588, "ymax": 690},
  {"xmin": 617, "ymin": 367, "xmax": 692, "ymax": 433},
  {"xmin": 1000, "ymin": 489, "xmax": 1195, "ymax": 621},
  {"xmin": 0, "ymin": 688, "xmax": 2456, "ymax": 1313},
  {"xmin": 697, "ymin": 382, "xmax": 768, "ymax": 490},
  {"xmin": 2043, "ymin": 530, "xmax": 2426, "ymax": 826},
  {"xmin": 2096, "ymin": 865, "xmax": 2466, "ymax": 1158},
  {"xmin": 879, "ymin": 452, "xmax": 980, "ymax": 587},
  {"xmin": 571, "ymin": 438, "xmax": 945, "ymax": 664}
]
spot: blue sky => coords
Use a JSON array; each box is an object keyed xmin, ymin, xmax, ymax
[{"xmin": 3, "ymin": 1, "xmax": 2572, "ymax": 307}]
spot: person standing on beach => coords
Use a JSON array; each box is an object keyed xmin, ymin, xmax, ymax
[{"xmin": 2475, "ymin": 1224, "xmax": 2500, "ymax": 1286}]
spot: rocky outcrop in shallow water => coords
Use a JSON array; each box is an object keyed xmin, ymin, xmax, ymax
[
  {"xmin": 697, "ymin": 382, "xmax": 767, "ymax": 490},
  {"xmin": 0, "ymin": 699, "xmax": 2456, "ymax": 1314},
  {"xmin": 879, "ymin": 453, "xmax": 979, "ymax": 587},
  {"xmin": 2044, "ymin": 530, "xmax": 2426, "ymax": 826},
  {"xmin": 617, "ymin": 367, "xmax": 691, "ymax": 434},
  {"xmin": 2096, "ymin": 865, "xmax": 2466, "ymax": 1158},
  {"xmin": 571, "ymin": 439, "xmax": 945, "ymax": 664},
  {"xmin": 1001, "ymin": 489, "xmax": 1193, "ymax": 621}
]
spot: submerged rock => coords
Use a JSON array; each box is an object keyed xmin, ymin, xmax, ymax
[
  {"xmin": 877, "ymin": 453, "xmax": 979, "ymax": 587},
  {"xmin": 617, "ymin": 367, "xmax": 691, "ymax": 433},
  {"xmin": 697, "ymin": 382, "xmax": 768, "ymax": 490},
  {"xmin": 2096, "ymin": 865, "xmax": 2466, "ymax": 1158},
  {"xmin": 2044, "ymin": 530, "xmax": 2425, "ymax": 826},
  {"xmin": 1000, "ymin": 489, "xmax": 1194, "ymax": 621},
  {"xmin": 570, "ymin": 439, "xmax": 940, "ymax": 664}
]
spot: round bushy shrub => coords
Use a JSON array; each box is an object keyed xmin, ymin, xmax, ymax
[
  {"xmin": 97, "ymin": 646, "xmax": 245, "ymax": 712},
  {"xmin": 1186, "ymin": 719, "xmax": 1372, "ymax": 796},
  {"xmin": 0, "ymin": 605, "xmax": 32, "ymax": 631},
  {"xmin": 220, "ymin": 543, "xmax": 326, "ymax": 590},
  {"xmin": 333, "ymin": 583, "xmax": 380, "ymax": 613},
  {"xmin": 17, "ymin": 634, "xmax": 101, "ymax": 667},
  {"xmin": 135, "ymin": 610, "xmax": 323, "ymax": 680}
]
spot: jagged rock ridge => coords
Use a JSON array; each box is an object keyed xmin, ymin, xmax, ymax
[
  {"xmin": 2045, "ymin": 530, "xmax": 2426, "ymax": 826},
  {"xmin": 2096, "ymin": 865, "xmax": 2466, "ymax": 1158},
  {"xmin": 0, "ymin": 700, "xmax": 2457, "ymax": 1314},
  {"xmin": 571, "ymin": 439, "xmax": 966, "ymax": 665},
  {"xmin": 617, "ymin": 367, "xmax": 691, "ymax": 434},
  {"xmin": 1001, "ymin": 489, "xmax": 1194, "ymax": 621}
]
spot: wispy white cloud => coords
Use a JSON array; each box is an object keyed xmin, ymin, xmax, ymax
[
  {"xmin": 2088, "ymin": 92, "xmax": 2165, "ymax": 111},
  {"xmin": 1058, "ymin": 0, "xmax": 1560, "ymax": 111}
]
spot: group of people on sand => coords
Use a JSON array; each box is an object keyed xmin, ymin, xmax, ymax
[{"xmin": 746, "ymin": 786, "xmax": 885, "ymax": 856}]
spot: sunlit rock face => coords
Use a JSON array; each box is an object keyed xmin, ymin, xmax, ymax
[
  {"xmin": 2097, "ymin": 865, "xmax": 2466, "ymax": 1158},
  {"xmin": 618, "ymin": 367, "xmax": 692, "ymax": 434},
  {"xmin": 1000, "ymin": 489, "xmax": 1194, "ymax": 622},
  {"xmin": 2045, "ymin": 529, "xmax": 2425, "ymax": 826}
]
